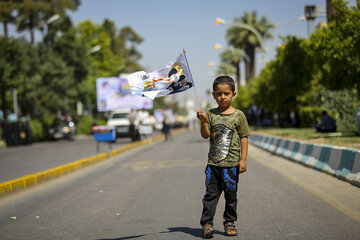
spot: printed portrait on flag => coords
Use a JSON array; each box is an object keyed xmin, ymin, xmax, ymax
[
  {"xmin": 127, "ymin": 52, "xmax": 194, "ymax": 100},
  {"xmin": 96, "ymin": 77, "xmax": 153, "ymax": 112}
]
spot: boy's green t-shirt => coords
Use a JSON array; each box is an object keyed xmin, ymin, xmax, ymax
[{"xmin": 206, "ymin": 108, "xmax": 250, "ymax": 167}]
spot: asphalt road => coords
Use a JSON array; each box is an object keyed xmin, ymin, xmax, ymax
[
  {"xmin": 0, "ymin": 132, "xmax": 160, "ymax": 183},
  {"xmin": 0, "ymin": 129, "xmax": 359, "ymax": 240}
]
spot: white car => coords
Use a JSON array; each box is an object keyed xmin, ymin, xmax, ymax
[{"xmin": 107, "ymin": 109, "xmax": 140, "ymax": 139}]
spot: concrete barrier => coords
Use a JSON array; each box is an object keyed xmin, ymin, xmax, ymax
[
  {"xmin": 0, "ymin": 128, "xmax": 186, "ymax": 198},
  {"xmin": 249, "ymin": 133, "xmax": 360, "ymax": 187}
]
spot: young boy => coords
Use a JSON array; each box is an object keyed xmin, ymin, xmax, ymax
[{"xmin": 197, "ymin": 76, "xmax": 250, "ymax": 238}]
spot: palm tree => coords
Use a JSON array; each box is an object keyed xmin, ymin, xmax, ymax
[
  {"xmin": 117, "ymin": 26, "xmax": 144, "ymax": 72},
  {"xmin": 217, "ymin": 47, "xmax": 249, "ymax": 89},
  {"xmin": 43, "ymin": 0, "xmax": 80, "ymax": 46},
  {"xmin": 16, "ymin": 0, "xmax": 49, "ymax": 43},
  {"xmin": 17, "ymin": 0, "xmax": 79, "ymax": 44},
  {"xmin": 0, "ymin": 0, "xmax": 18, "ymax": 38},
  {"xmin": 226, "ymin": 11, "xmax": 274, "ymax": 82}
]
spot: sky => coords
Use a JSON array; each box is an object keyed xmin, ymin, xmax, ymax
[{"xmin": 3, "ymin": 0, "xmax": 357, "ymax": 106}]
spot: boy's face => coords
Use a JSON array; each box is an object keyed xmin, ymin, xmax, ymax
[{"xmin": 212, "ymin": 84, "xmax": 236, "ymax": 109}]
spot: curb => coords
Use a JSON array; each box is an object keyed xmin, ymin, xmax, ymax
[
  {"xmin": 248, "ymin": 133, "xmax": 360, "ymax": 187},
  {"xmin": 0, "ymin": 128, "xmax": 186, "ymax": 198}
]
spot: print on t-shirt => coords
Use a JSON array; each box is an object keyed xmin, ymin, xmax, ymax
[{"xmin": 209, "ymin": 124, "xmax": 233, "ymax": 163}]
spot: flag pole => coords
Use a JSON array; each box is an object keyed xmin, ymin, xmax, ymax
[{"xmin": 183, "ymin": 49, "xmax": 201, "ymax": 111}]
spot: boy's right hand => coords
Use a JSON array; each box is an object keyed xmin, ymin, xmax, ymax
[{"xmin": 197, "ymin": 110, "xmax": 207, "ymax": 123}]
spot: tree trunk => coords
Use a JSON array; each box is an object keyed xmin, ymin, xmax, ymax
[
  {"xmin": 245, "ymin": 45, "xmax": 256, "ymax": 83},
  {"xmin": 1, "ymin": 89, "xmax": 8, "ymax": 121},
  {"xmin": 235, "ymin": 60, "xmax": 241, "ymax": 89},
  {"xmin": 30, "ymin": 28, "xmax": 35, "ymax": 44},
  {"xmin": 3, "ymin": 22, "xmax": 8, "ymax": 38},
  {"xmin": 245, "ymin": 59, "xmax": 250, "ymax": 83},
  {"xmin": 249, "ymin": 45, "xmax": 256, "ymax": 80},
  {"xmin": 1, "ymin": 89, "xmax": 8, "ymax": 138}
]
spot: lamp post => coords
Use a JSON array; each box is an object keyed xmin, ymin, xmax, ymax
[
  {"xmin": 215, "ymin": 17, "xmax": 268, "ymax": 53},
  {"xmin": 90, "ymin": 45, "xmax": 101, "ymax": 54},
  {"xmin": 275, "ymin": 15, "xmax": 306, "ymax": 28},
  {"xmin": 46, "ymin": 14, "xmax": 60, "ymax": 25},
  {"xmin": 214, "ymin": 44, "xmax": 250, "ymax": 63}
]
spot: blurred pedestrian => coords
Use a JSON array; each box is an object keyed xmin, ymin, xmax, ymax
[
  {"xmin": 137, "ymin": 108, "xmax": 151, "ymax": 140},
  {"xmin": 316, "ymin": 111, "xmax": 337, "ymax": 132},
  {"xmin": 162, "ymin": 115, "xmax": 172, "ymax": 141},
  {"xmin": 127, "ymin": 109, "xmax": 137, "ymax": 141}
]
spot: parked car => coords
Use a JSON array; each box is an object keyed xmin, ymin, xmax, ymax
[
  {"xmin": 107, "ymin": 109, "xmax": 140, "ymax": 140},
  {"xmin": 48, "ymin": 116, "xmax": 76, "ymax": 141}
]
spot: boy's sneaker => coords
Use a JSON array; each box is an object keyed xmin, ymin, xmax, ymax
[
  {"xmin": 202, "ymin": 223, "xmax": 215, "ymax": 238},
  {"xmin": 224, "ymin": 222, "xmax": 238, "ymax": 236}
]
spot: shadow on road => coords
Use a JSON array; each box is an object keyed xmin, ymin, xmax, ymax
[
  {"xmin": 163, "ymin": 227, "xmax": 203, "ymax": 238},
  {"xmin": 97, "ymin": 235, "xmax": 145, "ymax": 240},
  {"xmin": 97, "ymin": 227, "xmax": 207, "ymax": 239}
]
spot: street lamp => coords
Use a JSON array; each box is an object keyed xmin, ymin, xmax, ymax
[
  {"xmin": 215, "ymin": 17, "xmax": 268, "ymax": 53},
  {"xmin": 275, "ymin": 15, "xmax": 306, "ymax": 28},
  {"xmin": 214, "ymin": 43, "xmax": 250, "ymax": 63},
  {"xmin": 46, "ymin": 14, "xmax": 60, "ymax": 25},
  {"xmin": 90, "ymin": 45, "xmax": 101, "ymax": 54}
]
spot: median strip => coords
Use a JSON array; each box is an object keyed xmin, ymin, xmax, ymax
[{"xmin": 249, "ymin": 133, "xmax": 360, "ymax": 187}]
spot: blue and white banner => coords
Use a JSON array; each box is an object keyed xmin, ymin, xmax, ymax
[{"xmin": 127, "ymin": 52, "xmax": 194, "ymax": 100}]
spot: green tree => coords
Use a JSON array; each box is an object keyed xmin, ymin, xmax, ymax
[
  {"xmin": 43, "ymin": 0, "xmax": 80, "ymax": 46},
  {"xmin": 250, "ymin": 36, "xmax": 314, "ymax": 124},
  {"xmin": 77, "ymin": 20, "xmax": 124, "ymax": 76},
  {"xmin": 308, "ymin": 0, "xmax": 360, "ymax": 97},
  {"xmin": 18, "ymin": 43, "xmax": 74, "ymax": 118},
  {"xmin": 101, "ymin": 20, "xmax": 144, "ymax": 73},
  {"xmin": 317, "ymin": 88, "xmax": 360, "ymax": 131},
  {"xmin": 0, "ymin": 0, "xmax": 18, "ymax": 38},
  {"xmin": 17, "ymin": 0, "xmax": 49, "ymax": 43},
  {"xmin": 232, "ymin": 83, "xmax": 252, "ymax": 114},
  {"xmin": 76, "ymin": 20, "xmax": 124, "ymax": 113},
  {"xmin": 216, "ymin": 47, "xmax": 247, "ymax": 88},
  {"xmin": 117, "ymin": 26, "xmax": 144, "ymax": 73},
  {"xmin": 0, "ymin": 37, "xmax": 31, "ymax": 121},
  {"xmin": 226, "ymin": 11, "xmax": 273, "ymax": 82},
  {"xmin": 51, "ymin": 27, "xmax": 90, "ymax": 105}
]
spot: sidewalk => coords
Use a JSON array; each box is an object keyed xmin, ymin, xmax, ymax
[{"xmin": 249, "ymin": 133, "xmax": 360, "ymax": 187}]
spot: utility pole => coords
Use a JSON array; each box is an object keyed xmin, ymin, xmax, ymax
[
  {"xmin": 304, "ymin": 5, "xmax": 316, "ymax": 36},
  {"xmin": 304, "ymin": 5, "xmax": 327, "ymax": 37}
]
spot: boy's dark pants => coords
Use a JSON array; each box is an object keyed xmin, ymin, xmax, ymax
[{"xmin": 200, "ymin": 165, "xmax": 239, "ymax": 227}]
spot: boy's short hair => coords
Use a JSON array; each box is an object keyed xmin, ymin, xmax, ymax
[{"xmin": 213, "ymin": 76, "xmax": 235, "ymax": 92}]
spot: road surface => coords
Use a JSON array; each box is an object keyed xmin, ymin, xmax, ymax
[
  {"xmin": 0, "ymin": 132, "xmax": 160, "ymax": 183},
  {"xmin": 0, "ymin": 129, "xmax": 359, "ymax": 239}
]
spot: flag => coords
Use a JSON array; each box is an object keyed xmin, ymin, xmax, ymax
[{"xmin": 127, "ymin": 51, "xmax": 194, "ymax": 100}]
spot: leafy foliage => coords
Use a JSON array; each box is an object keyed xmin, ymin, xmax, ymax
[
  {"xmin": 29, "ymin": 118, "xmax": 44, "ymax": 141},
  {"xmin": 51, "ymin": 27, "xmax": 91, "ymax": 105},
  {"xmin": 317, "ymin": 88, "xmax": 360, "ymax": 131},
  {"xmin": 308, "ymin": 0, "xmax": 360, "ymax": 96},
  {"xmin": 76, "ymin": 115, "xmax": 94, "ymax": 135},
  {"xmin": 0, "ymin": 0, "xmax": 18, "ymax": 37},
  {"xmin": 250, "ymin": 36, "xmax": 314, "ymax": 113},
  {"xmin": 0, "ymin": 37, "xmax": 32, "ymax": 119},
  {"xmin": 0, "ymin": 2, "xmax": 147, "ymax": 141}
]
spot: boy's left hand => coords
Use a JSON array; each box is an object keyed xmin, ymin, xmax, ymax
[{"xmin": 239, "ymin": 159, "xmax": 247, "ymax": 174}]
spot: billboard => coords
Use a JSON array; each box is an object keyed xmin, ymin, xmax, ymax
[{"xmin": 96, "ymin": 77, "xmax": 153, "ymax": 112}]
